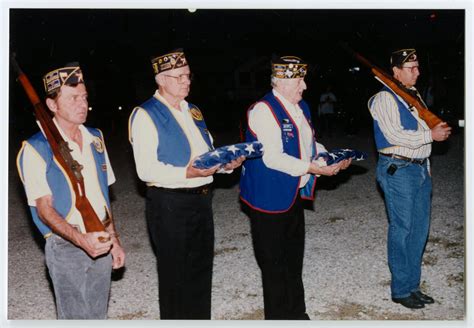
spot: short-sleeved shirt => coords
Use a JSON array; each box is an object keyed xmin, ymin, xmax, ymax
[{"xmin": 21, "ymin": 122, "xmax": 115, "ymax": 233}]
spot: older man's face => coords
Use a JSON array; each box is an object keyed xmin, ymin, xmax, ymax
[
  {"xmin": 276, "ymin": 78, "xmax": 307, "ymax": 104},
  {"xmin": 159, "ymin": 65, "xmax": 192, "ymax": 100}
]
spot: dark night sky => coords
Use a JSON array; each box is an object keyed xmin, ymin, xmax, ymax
[{"xmin": 8, "ymin": 8, "xmax": 465, "ymax": 142}]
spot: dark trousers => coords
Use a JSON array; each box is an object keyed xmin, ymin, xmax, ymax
[
  {"xmin": 146, "ymin": 187, "xmax": 214, "ymax": 319},
  {"xmin": 245, "ymin": 196, "xmax": 309, "ymax": 320}
]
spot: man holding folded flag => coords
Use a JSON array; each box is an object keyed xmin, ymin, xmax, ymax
[
  {"xmin": 128, "ymin": 49, "xmax": 243, "ymax": 319},
  {"xmin": 239, "ymin": 55, "xmax": 352, "ymax": 320}
]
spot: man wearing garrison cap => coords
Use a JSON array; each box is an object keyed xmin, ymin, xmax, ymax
[
  {"xmin": 129, "ymin": 49, "xmax": 243, "ymax": 319},
  {"xmin": 17, "ymin": 63, "xmax": 125, "ymax": 319},
  {"xmin": 239, "ymin": 55, "xmax": 352, "ymax": 319},
  {"xmin": 368, "ymin": 48, "xmax": 451, "ymax": 309}
]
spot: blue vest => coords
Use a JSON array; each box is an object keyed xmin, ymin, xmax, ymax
[
  {"xmin": 369, "ymin": 86, "xmax": 419, "ymax": 150},
  {"xmin": 239, "ymin": 92, "xmax": 317, "ymax": 213},
  {"xmin": 129, "ymin": 96, "xmax": 213, "ymax": 166},
  {"xmin": 17, "ymin": 128, "xmax": 111, "ymax": 238}
]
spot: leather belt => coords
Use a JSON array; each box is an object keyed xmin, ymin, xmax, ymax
[
  {"xmin": 379, "ymin": 152, "xmax": 426, "ymax": 165},
  {"xmin": 158, "ymin": 183, "xmax": 212, "ymax": 195}
]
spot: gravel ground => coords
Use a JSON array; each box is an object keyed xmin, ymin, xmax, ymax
[{"xmin": 6, "ymin": 128, "xmax": 465, "ymax": 324}]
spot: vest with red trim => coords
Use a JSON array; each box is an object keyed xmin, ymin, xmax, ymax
[{"xmin": 239, "ymin": 91, "xmax": 316, "ymax": 213}]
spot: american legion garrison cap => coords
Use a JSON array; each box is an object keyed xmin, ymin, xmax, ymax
[
  {"xmin": 151, "ymin": 48, "xmax": 188, "ymax": 74},
  {"xmin": 43, "ymin": 62, "xmax": 84, "ymax": 96},
  {"xmin": 271, "ymin": 55, "xmax": 308, "ymax": 79},
  {"xmin": 390, "ymin": 48, "xmax": 418, "ymax": 67}
]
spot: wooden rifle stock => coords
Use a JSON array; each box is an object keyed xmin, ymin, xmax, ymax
[
  {"xmin": 12, "ymin": 55, "xmax": 107, "ymax": 234},
  {"xmin": 342, "ymin": 45, "xmax": 444, "ymax": 129}
]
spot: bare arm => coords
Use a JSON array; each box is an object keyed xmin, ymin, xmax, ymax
[
  {"xmin": 36, "ymin": 195, "xmax": 112, "ymax": 258},
  {"xmin": 104, "ymin": 216, "xmax": 125, "ymax": 269}
]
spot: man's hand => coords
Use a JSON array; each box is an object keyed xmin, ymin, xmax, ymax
[
  {"xmin": 223, "ymin": 155, "xmax": 246, "ymax": 171},
  {"xmin": 186, "ymin": 158, "xmax": 220, "ymax": 178},
  {"xmin": 431, "ymin": 122, "xmax": 452, "ymax": 142},
  {"xmin": 308, "ymin": 158, "xmax": 351, "ymax": 176},
  {"xmin": 339, "ymin": 158, "xmax": 352, "ymax": 170},
  {"xmin": 110, "ymin": 239, "xmax": 125, "ymax": 269},
  {"xmin": 77, "ymin": 231, "xmax": 113, "ymax": 258},
  {"xmin": 36, "ymin": 195, "xmax": 113, "ymax": 258}
]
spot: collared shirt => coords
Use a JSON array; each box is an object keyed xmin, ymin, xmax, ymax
[
  {"xmin": 248, "ymin": 89, "xmax": 327, "ymax": 188},
  {"xmin": 21, "ymin": 120, "xmax": 115, "ymax": 233},
  {"xmin": 369, "ymin": 87, "xmax": 432, "ymax": 159},
  {"xmin": 130, "ymin": 90, "xmax": 214, "ymax": 188}
]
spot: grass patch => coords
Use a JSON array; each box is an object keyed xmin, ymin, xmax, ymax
[
  {"xmin": 215, "ymin": 247, "xmax": 238, "ymax": 256},
  {"xmin": 423, "ymin": 254, "xmax": 438, "ymax": 266},
  {"xmin": 316, "ymin": 302, "xmax": 420, "ymax": 320},
  {"xmin": 115, "ymin": 310, "xmax": 147, "ymax": 320},
  {"xmin": 234, "ymin": 308, "xmax": 264, "ymax": 320},
  {"xmin": 446, "ymin": 272, "xmax": 464, "ymax": 287}
]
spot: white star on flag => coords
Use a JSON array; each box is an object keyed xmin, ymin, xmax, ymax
[
  {"xmin": 192, "ymin": 141, "xmax": 264, "ymax": 169},
  {"xmin": 210, "ymin": 150, "xmax": 222, "ymax": 158},
  {"xmin": 314, "ymin": 148, "xmax": 368, "ymax": 165},
  {"xmin": 245, "ymin": 143, "xmax": 255, "ymax": 155},
  {"xmin": 227, "ymin": 145, "xmax": 239, "ymax": 155}
]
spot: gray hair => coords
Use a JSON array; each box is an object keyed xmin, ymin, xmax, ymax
[{"xmin": 271, "ymin": 76, "xmax": 282, "ymax": 88}]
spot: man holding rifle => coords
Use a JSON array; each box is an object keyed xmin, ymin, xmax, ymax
[
  {"xmin": 17, "ymin": 63, "xmax": 125, "ymax": 319},
  {"xmin": 368, "ymin": 49, "xmax": 451, "ymax": 309}
]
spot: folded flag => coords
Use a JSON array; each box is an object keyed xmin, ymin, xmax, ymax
[
  {"xmin": 193, "ymin": 141, "xmax": 264, "ymax": 169},
  {"xmin": 315, "ymin": 148, "xmax": 367, "ymax": 165}
]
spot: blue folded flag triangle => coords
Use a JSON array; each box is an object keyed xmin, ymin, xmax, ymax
[
  {"xmin": 193, "ymin": 141, "xmax": 264, "ymax": 169},
  {"xmin": 315, "ymin": 148, "xmax": 368, "ymax": 165}
]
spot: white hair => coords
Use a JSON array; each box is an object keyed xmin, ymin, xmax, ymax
[
  {"xmin": 271, "ymin": 76, "xmax": 288, "ymax": 88},
  {"xmin": 271, "ymin": 76, "xmax": 297, "ymax": 88}
]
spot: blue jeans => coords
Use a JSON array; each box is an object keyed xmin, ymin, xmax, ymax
[
  {"xmin": 45, "ymin": 234, "xmax": 112, "ymax": 319},
  {"xmin": 376, "ymin": 156, "xmax": 432, "ymax": 299}
]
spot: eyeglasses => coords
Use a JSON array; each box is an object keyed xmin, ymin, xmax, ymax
[
  {"xmin": 401, "ymin": 65, "xmax": 420, "ymax": 73},
  {"xmin": 163, "ymin": 73, "xmax": 194, "ymax": 83}
]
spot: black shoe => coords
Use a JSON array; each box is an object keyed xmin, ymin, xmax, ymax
[
  {"xmin": 392, "ymin": 294, "xmax": 425, "ymax": 309},
  {"xmin": 411, "ymin": 291, "xmax": 435, "ymax": 304}
]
